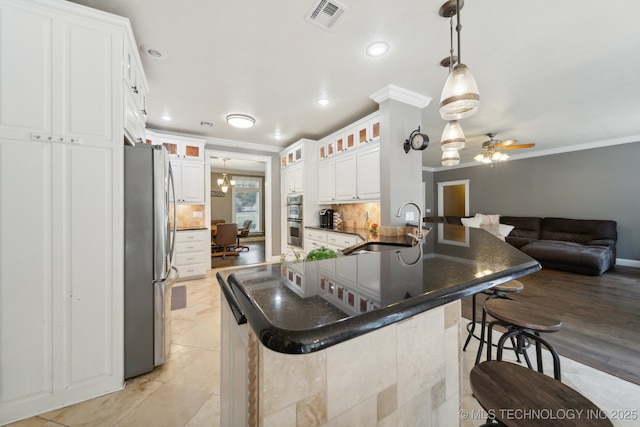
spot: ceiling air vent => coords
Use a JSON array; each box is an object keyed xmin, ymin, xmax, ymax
[{"xmin": 305, "ymin": 0, "xmax": 347, "ymax": 30}]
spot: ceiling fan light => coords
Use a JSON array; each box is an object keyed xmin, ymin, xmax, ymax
[
  {"xmin": 441, "ymin": 149, "xmax": 460, "ymax": 166},
  {"xmin": 473, "ymin": 153, "xmax": 484, "ymax": 162},
  {"xmin": 440, "ymin": 120, "xmax": 465, "ymax": 151},
  {"xmin": 439, "ymin": 64, "xmax": 480, "ymax": 120},
  {"xmin": 226, "ymin": 114, "xmax": 255, "ymax": 128}
]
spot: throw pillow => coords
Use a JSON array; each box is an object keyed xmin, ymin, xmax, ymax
[
  {"xmin": 461, "ymin": 216, "xmax": 482, "ymax": 228},
  {"xmin": 498, "ymin": 223, "xmax": 514, "ymax": 237},
  {"xmin": 475, "ymin": 213, "xmax": 500, "ymax": 225}
]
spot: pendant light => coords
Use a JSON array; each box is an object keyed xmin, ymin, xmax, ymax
[
  {"xmin": 441, "ymin": 149, "xmax": 460, "ymax": 166},
  {"xmin": 439, "ymin": 0, "xmax": 479, "ymax": 120},
  {"xmin": 440, "ymin": 120, "xmax": 465, "ymax": 151},
  {"xmin": 217, "ymin": 159, "xmax": 236, "ymax": 193}
]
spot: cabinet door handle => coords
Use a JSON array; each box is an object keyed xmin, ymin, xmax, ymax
[{"xmin": 131, "ymin": 85, "xmax": 138, "ymax": 94}]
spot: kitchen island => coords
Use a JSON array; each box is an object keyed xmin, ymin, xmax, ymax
[{"xmin": 217, "ymin": 224, "xmax": 540, "ymax": 426}]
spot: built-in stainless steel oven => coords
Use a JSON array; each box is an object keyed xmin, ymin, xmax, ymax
[{"xmin": 286, "ymin": 195, "xmax": 303, "ymax": 247}]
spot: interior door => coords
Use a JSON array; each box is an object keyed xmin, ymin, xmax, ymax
[{"xmin": 437, "ymin": 179, "xmax": 469, "ymax": 217}]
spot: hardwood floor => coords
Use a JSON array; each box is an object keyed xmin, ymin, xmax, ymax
[
  {"xmin": 461, "ymin": 265, "xmax": 640, "ymax": 386},
  {"xmin": 210, "ymin": 240, "xmax": 266, "ymax": 269}
]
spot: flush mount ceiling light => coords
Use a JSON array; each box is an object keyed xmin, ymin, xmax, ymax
[
  {"xmin": 438, "ymin": 0, "xmax": 479, "ymax": 120},
  {"xmin": 216, "ymin": 158, "xmax": 236, "ymax": 193},
  {"xmin": 226, "ymin": 114, "xmax": 255, "ymax": 129},
  {"xmin": 161, "ymin": 115, "xmax": 171, "ymax": 121},
  {"xmin": 366, "ymin": 41, "xmax": 389, "ymax": 57},
  {"xmin": 316, "ymin": 97, "xmax": 332, "ymax": 106}
]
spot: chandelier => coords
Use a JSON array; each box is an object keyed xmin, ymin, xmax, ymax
[{"xmin": 217, "ymin": 158, "xmax": 236, "ymax": 193}]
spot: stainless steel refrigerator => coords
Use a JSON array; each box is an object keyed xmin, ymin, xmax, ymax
[{"xmin": 124, "ymin": 143, "xmax": 177, "ymax": 379}]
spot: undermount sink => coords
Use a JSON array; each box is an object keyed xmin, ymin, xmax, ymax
[{"xmin": 342, "ymin": 241, "xmax": 413, "ymax": 255}]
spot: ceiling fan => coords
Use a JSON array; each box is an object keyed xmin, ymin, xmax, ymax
[{"xmin": 473, "ymin": 133, "xmax": 535, "ymax": 165}]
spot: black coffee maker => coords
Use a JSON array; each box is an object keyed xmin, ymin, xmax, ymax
[{"xmin": 320, "ymin": 209, "xmax": 334, "ymax": 229}]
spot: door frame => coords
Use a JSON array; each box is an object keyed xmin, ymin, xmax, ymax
[
  {"xmin": 437, "ymin": 179, "xmax": 470, "ymax": 217},
  {"xmin": 205, "ymin": 149, "xmax": 273, "ymax": 263}
]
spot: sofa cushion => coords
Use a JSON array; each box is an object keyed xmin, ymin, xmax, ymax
[
  {"xmin": 500, "ymin": 216, "xmax": 542, "ymax": 240},
  {"xmin": 540, "ymin": 217, "xmax": 618, "ymax": 244},
  {"xmin": 520, "ymin": 240, "xmax": 613, "ymax": 276}
]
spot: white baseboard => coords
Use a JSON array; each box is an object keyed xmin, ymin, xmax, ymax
[{"xmin": 616, "ymin": 258, "xmax": 640, "ymax": 268}]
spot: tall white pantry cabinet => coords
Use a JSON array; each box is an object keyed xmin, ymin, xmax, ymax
[{"xmin": 0, "ymin": 0, "xmax": 146, "ymax": 423}]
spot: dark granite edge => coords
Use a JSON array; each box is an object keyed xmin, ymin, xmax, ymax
[{"xmin": 219, "ymin": 261, "xmax": 541, "ymax": 354}]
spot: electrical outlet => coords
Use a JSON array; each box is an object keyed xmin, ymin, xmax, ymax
[
  {"xmin": 405, "ymin": 212, "xmax": 415, "ymax": 221},
  {"xmin": 426, "ymin": 208, "xmax": 431, "ymax": 213}
]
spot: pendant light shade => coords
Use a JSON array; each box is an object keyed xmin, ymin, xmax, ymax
[
  {"xmin": 439, "ymin": 63, "xmax": 480, "ymax": 120},
  {"xmin": 441, "ymin": 149, "xmax": 460, "ymax": 166},
  {"xmin": 440, "ymin": 120, "xmax": 465, "ymax": 151}
]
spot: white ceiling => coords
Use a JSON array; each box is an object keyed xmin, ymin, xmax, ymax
[{"xmin": 69, "ymin": 0, "xmax": 640, "ymax": 169}]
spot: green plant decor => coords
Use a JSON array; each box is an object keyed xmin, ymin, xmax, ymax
[{"xmin": 305, "ymin": 246, "xmax": 338, "ymax": 261}]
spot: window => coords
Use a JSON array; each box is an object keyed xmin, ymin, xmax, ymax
[{"xmin": 232, "ymin": 176, "xmax": 262, "ymax": 232}]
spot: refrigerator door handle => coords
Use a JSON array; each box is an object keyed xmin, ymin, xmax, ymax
[{"xmin": 162, "ymin": 162, "xmax": 178, "ymax": 283}]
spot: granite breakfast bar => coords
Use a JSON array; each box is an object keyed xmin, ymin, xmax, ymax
[{"xmin": 217, "ymin": 224, "xmax": 541, "ymax": 426}]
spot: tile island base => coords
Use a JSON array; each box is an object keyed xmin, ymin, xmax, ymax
[{"xmin": 222, "ymin": 297, "xmax": 461, "ymax": 426}]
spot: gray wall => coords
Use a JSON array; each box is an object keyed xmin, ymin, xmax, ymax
[{"xmin": 431, "ymin": 141, "xmax": 640, "ymax": 261}]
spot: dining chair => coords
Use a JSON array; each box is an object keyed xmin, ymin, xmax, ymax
[
  {"xmin": 235, "ymin": 220, "xmax": 252, "ymax": 252},
  {"xmin": 213, "ymin": 223, "xmax": 239, "ymax": 259}
]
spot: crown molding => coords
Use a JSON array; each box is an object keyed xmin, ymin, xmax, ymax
[{"xmin": 369, "ymin": 84, "xmax": 432, "ymax": 109}]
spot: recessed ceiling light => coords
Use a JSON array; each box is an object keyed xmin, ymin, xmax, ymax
[
  {"xmin": 161, "ymin": 115, "xmax": 171, "ymax": 121},
  {"xmin": 226, "ymin": 114, "xmax": 255, "ymax": 129},
  {"xmin": 366, "ymin": 41, "xmax": 389, "ymax": 57},
  {"xmin": 140, "ymin": 45, "xmax": 168, "ymax": 60},
  {"xmin": 316, "ymin": 97, "xmax": 332, "ymax": 106}
]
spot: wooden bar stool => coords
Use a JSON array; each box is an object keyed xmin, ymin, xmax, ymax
[
  {"xmin": 467, "ymin": 280, "xmax": 524, "ymax": 365},
  {"xmin": 470, "ymin": 361, "xmax": 613, "ymax": 426},
  {"xmin": 484, "ymin": 298, "xmax": 563, "ymax": 380}
]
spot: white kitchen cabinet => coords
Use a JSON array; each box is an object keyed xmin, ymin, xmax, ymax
[
  {"xmin": 327, "ymin": 231, "xmax": 361, "ymax": 249},
  {"xmin": 335, "ymin": 154, "xmax": 357, "ymax": 201},
  {"xmin": 317, "ymin": 111, "xmax": 380, "ymax": 204},
  {"xmin": 174, "ymin": 230, "xmax": 207, "ymax": 280},
  {"xmin": 318, "ymin": 161, "xmax": 336, "ymax": 202},
  {"xmin": 171, "ymin": 160, "xmax": 205, "ymax": 204},
  {"xmin": 0, "ymin": 0, "xmax": 139, "ymax": 422},
  {"xmin": 283, "ymin": 163, "xmax": 304, "ymax": 195},
  {"xmin": 148, "ymin": 131, "xmax": 205, "ymax": 204},
  {"xmin": 356, "ymin": 146, "xmax": 381, "ymax": 200}
]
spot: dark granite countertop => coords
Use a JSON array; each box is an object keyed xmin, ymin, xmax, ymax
[
  {"xmin": 304, "ymin": 225, "xmax": 416, "ymax": 245},
  {"xmin": 217, "ymin": 224, "xmax": 541, "ymax": 354}
]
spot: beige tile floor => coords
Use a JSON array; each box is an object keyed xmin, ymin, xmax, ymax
[{"xmin": 8, "ymin": 268, "xmax": 640, "ymax": 427}]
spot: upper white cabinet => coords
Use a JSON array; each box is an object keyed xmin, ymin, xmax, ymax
[
  {"xmin": 317, "ymin": 112, "xmax": 380, "ymax": 204},
  {"xmin": 147, "ymin": 131, "xmax": 206, "ymax": 204},
  {"xmin": 318, "ymin": 161, "xmax": 336, "ymax": 202},
  {"xmin": 0, "ymin": 1, "xmax": 123, "ymax": 146},
  {"xmin": 356, "ymin": 147, "xmax": 381, "ymax": 200},
  {"xmin": 284, "ymin": 163, "xmax": 304, "ymax": 195},
  {"xmin": 0, "ymin": 0, "xmax": 143, "ymax": 423},
  {"xmin": 171, "ymin": 160, "xmax": 205, "ymax": 204}
]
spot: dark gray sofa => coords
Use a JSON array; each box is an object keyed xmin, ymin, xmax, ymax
[
  {"xmin": 501, "ymin": 216, "xmax": 617, "ymax": 276},
  {"xmin": 437, "ymin": 215, "xmax": 617, "ymax": 276}
]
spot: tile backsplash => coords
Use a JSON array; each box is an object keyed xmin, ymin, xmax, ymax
[
  {"xmin": 169, "ymin": 204, "xmax": 206, "ymax": 230},
  {"xmin": 331, "ymin": 203, "xmax": 380, "ymax": 229}
]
